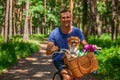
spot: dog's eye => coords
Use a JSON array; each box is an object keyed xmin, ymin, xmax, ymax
[
  {"xmin": 76, "ymin": 40, "xmax": 78, "ymax": 42},
  {"xmin": 71, "ymin": 40, "xmax": 74, "ymax": 42},
  {"xmin": 70, "ymin": 39, "xmax": 79, "ymax": 43},
  {"xmin": 74, "ymin": 40, "xmax": 79, "ymax": 43}
]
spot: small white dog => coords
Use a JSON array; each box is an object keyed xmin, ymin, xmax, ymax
[
  {"xmin": 68, "ymin": 36, "xmax": 80, "ymax": 57},
  {"xmin": 62, "ymin": 36, "xmax": 80, "ymax": 59}
]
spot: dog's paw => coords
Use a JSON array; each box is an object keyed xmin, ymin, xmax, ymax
[{"xmin": 71, "ymin": 54, "xmax": 77, "ymax": 58}]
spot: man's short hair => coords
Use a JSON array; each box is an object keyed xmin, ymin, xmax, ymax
[{"xmin": 60, "ymin": 9, "xmax": 70, "ymax": 14}]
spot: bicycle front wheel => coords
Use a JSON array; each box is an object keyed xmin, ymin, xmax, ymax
[{"xmin": 53, "ymin": 72, "xmax": 63, "ymax": 80}]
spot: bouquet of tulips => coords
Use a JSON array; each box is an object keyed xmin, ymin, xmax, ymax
[{"xmin": 77, "ymin": 44, "xmax": 101, "ymax": 57}]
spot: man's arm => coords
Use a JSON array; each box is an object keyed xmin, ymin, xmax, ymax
[
  {"xmin": 46, "ymin": 41, "xmax": 59, "ymax": 56},
  {"xmin": 81, "ymin": 40, "xmax": 88, "ymax": 45}
]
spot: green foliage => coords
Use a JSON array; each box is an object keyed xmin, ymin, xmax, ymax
[
  {"xmin": 0, "ymin": 5, "xmax": 3, "ymax": 24},
  {"xmin": 88, "ymin": 34, "xmax": 120, "ymax": 48},
  {"xmin": 30, "ymin": 5, "xmax": 44, "ymax": 14},
  {"xmin": 0, "ymin": 34, "xmax": 49, "ymax": 72},
  {"xmin": 97, "ymin": 1, "xmax": 107, "ymax": 15},
  {"xmin": 0, "ymin": 42, "xmax": 17, "ymax": 68},
  {"xmin": 29, "ymin": 34, "xmax": 48, "ymax": 41},
  {"xmin": 97, "ymin": 47, "xmax": 120, "ymax": 80},
  {"xmin": 0, "ymin": 36, "xmax": 3, "ymax": 42},
  {"xmin": 88, "ymin": 34, "xmax": 120, "ymax": 79},
  {"xmin": 15, "ymin": 0, "xmax": 26, "ymax": 8},
  {"xmin": 29, "ymin": 1, "xmax": 44, "ymax": 15},
  {"xmin": 0, "ymin": 37, "xmax": 39, "ymax": 72},
  {"xmin": 46, "ymin": 13, "xmax": 59, "ymax": 25}
]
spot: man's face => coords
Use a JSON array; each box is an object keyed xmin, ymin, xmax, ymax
[{"xmin": 60, "ymin": 11, "xmax": 71, "ymax": 27}]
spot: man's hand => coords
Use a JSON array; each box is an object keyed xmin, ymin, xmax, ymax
[
  {"xmin": 46, "ymin": 42, "xmax": 59, "ymax": 56},
  {"xmin": 51, "ymin": 45, "xmax": 59, "ymax": 52}
]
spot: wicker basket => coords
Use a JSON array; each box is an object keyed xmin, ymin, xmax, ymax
[{"xmin": 64, "ymin": 52, "xmax": 98, "ymax": 78}]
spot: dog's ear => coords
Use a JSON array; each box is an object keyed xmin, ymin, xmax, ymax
[
  {"xmin": 68, "ymin": 37, "xmax": 71, "ymax": 47},
  {"xmin": 78, "ymin": 37, "xmax": 80, "ymax": 43},
  {"xmin": 68, "ymin": 36, "xmax": 72, "ymax": 43},
  {"xmin": 75, "ymin": 36, "xmax": 80, "ymax": 44},
  {"xmin": 68, "ymin": 37, "xmax": 70, "ymax": 42}
]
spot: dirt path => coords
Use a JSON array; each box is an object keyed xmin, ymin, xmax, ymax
[{"xmin": 0, "ymin": 41, "xmax": 55, "ymax": 80}]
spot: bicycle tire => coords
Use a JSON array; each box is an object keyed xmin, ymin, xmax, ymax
[{"xmin": 53, "ymin": 72, "xmax": 63, "ymax": 80}]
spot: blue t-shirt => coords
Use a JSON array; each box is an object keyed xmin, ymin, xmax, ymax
[{"xmin": 48, "ymin": 26, "xmax": 85, "ymax": 49}]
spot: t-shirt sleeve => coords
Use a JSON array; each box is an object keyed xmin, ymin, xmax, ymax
[
  {"xmin": 76, "ymin": 29, "xmax": 85, "ymax": 41},
  {"xmin": 48, "ymin": 31, "xmax": 55, "ymax": 42}
]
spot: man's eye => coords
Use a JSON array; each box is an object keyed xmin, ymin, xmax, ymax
[
  {"xmin": 62, "ymin": 17, "xmax": 65, "ymax": 19},
  {"xmin": 67, "ymin": 16, "xmax": 70, "ymax": 18}
]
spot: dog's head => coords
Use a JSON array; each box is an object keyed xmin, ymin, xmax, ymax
[{"xmin": 68, "ymin": 36, "xmax": 80, "ymax": 57}]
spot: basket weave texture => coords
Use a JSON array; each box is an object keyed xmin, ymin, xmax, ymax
[{"xmin": 64, "ymin": 52, "xmax": 98, "ymax": 78}]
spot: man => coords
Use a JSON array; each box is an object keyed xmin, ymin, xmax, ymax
[{"xmin": 46, "ymin": 9, "xmax": 88, "ymax": 80}]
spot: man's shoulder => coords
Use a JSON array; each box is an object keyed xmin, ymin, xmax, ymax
[
  {"xmin": 72, "ymin": 26, "xmax": 80, "ymax": 31},
  {"xmin": 48, "ymin": 27, "xmax": 60, "ymax": 41},
  {"xmin": 49, "ymin": 27, "xmax": 60, "ymax": 37},
  {"xmin": 51, "ymin": 27, "xmax": 60, "ymax": 33}
]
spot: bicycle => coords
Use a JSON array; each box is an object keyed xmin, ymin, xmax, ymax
[
  {"xmin": 52, "ymin": 46, "xmax": 102, "ymax": 80},
  {"xmin": 52, "ymin": 49, "xmax": 81, "ymax": 80},
  {"xmin": 52, "ymin": 49, "xmax": 68, "ymax": 80},
  {"xmin": 53, "ymin": 71, "xmax": 63, "ymax": 80}
]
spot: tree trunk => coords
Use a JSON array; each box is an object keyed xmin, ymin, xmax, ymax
[
  {"xmin": 19, "ymin": 9, "xmax": 23, "ymax": 34},
  {"xmin": 73, "ymin": 2, "xmax": 79, "ymax": 27},
  {"xmin": 118, "ymin": 12, "xmax": 120, "ymax": 34},
  {"xmin": 4, "ymin": 0, "xmax": 9, "ymax": 42},
  {"xmin": 1, "ymin": 9, "xmax": 5, "ymax": 37},
  {"xmin": 9, "ymin": 0, "xmax": 12, "ymax": 40},
  {"xmin": 82, "ymin": 0, "xmax": 89, "ymax": 39},
  {"xmin": 94, "ymin": 0, "xmax": 102, "ymax": 38},
  {"xmin": 89, "ymin": 0, "xmax": 96, "ymax": 36},
  {"xmin": 23, "ymin": 0, "xmax": 29, "ymax": 41},
  {"xmin": 116, "ymin": 0, "xmax": 120, "ymax": 34},
  {"xmin": 96, "ymin": 15, "xmax": 102, "ymax": 38},
  {"xmin": 69, "ymin": 0, "xmax": 73, "ymax": 25},
  {"xmin": 17, "ymin": 8, "xmax": 21, "ymax": 35},
  {"xmin": 13, "ymin": 9, "xmax": 16, "ymax": 36},
  {"xmin": 37, "ymin": 27, "xmax": 40, "ymax": 34},
  {"xmin": 111, "ymin": 0, "xmax": 117, "ymax": 41},
  {"xmin": 0, "ymin": 0, "xmax": 5, "ymax": 37},
  {"xmin": 44, "ymin": 0, "xmax": 46, "ymax": 34},
  {"xmin": 29, "ymin": 16, "xmax": 32, "ymax": 35}
]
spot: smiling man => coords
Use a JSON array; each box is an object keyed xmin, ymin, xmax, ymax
[{"xmin": 46, "ymin": 9, "xmax": 88, "ymax": 80}]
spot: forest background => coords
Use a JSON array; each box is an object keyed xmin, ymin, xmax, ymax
[{"xmin": 0, "ymin": 0, "xmax": 120, "ymax": 80}]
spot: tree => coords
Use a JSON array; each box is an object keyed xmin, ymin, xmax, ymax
[
  {"xmin": 116, "ymin": 0, "xmax": 120, "ymax": 34},
  {"xmin": 82, "ymin": 0, "xmax": 89, "ymax": 39},
  {"xmin": 4, "ymin": 0, "xmax": 9, "ymax": 42},
  {"xmin": 111, "ymin": 0, "xmax": 117, "ymax": 41},
  {"xmin": 44, "ymin": 0, "xmax": 46, "ymax": 34},
  {"xmin": 69, "ymin": 0, "xmax": 73, "ymax": 25},
  {"xmin": 23, "ymin": 0, "xmax": 30, "ymax": 41},
  {"xmin": 95, "ymin": 0, "xmax": 102, "ymax": 38},
  {"xmin": 9, "ymin": 0, "xmax": 13, "ymax": 40},
  {"xmin": 1, "ymin": 1, "xmax": 6, "ymax": 37}
]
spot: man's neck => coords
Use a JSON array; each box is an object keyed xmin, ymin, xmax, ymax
[{"xmin": 60, "ymin": 25, "xmax": 72, "ymax": 34}]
